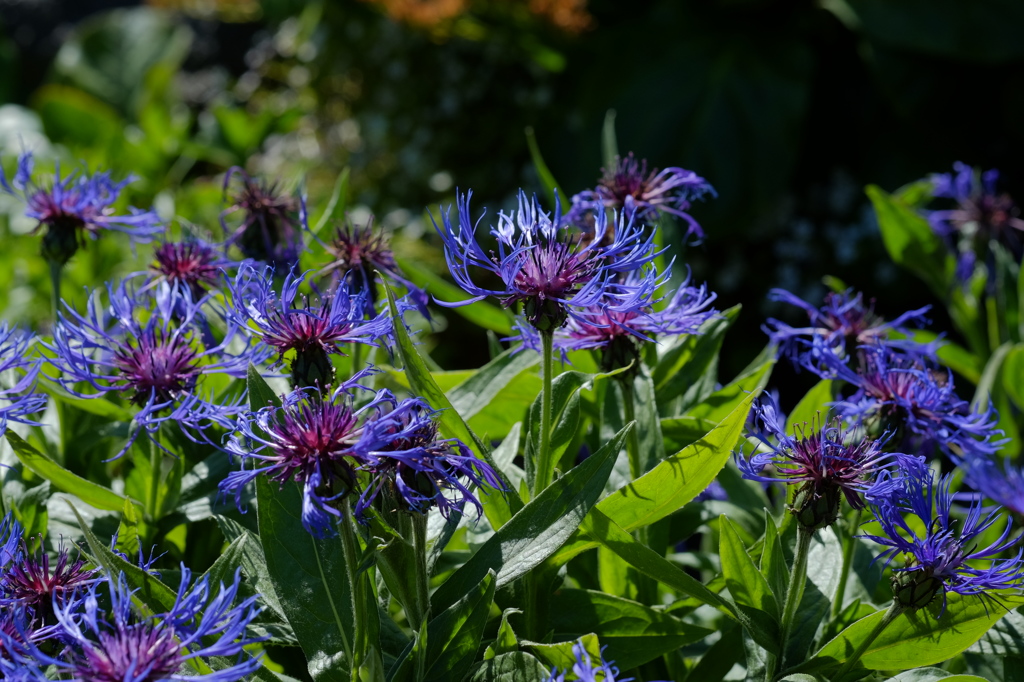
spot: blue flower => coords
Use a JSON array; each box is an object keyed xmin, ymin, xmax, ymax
[
  {"xmin": 567, "ymin": 153, "xmax": 715, "ymax": 241},
  {"xmin": 955, "ymin": 455, "xmax": 1024, "ymax": 516},
  {"xmin": 221, "ymin": 166, "xmax": 304, "ymax": 270},
  {"xmin": 46, "ymin": 280, "xmax": 265, "ymax": 458},
  {"xmin": 226, "ymin": 263, "xmax": 392, "ymax": 389},
  {"xmin": 221, "ymin": 375, "xmax": 387, "ymax": 537},
  {"xmin": 313, "ymin": 217, "xmax": 431, "ymax": 319},
  {"xmin": 509, "ymin": 269, "xmax": 718, "ymax": 373},
  {"xmin": 546, "ymin": 641, "xmax": 654, "ymax": 682},
  {"xmin": 927, "ymin": 162, "xmax": 1024, "ymax": 280},
  {"xmin": 432, "ymin": 190, "xmax": 659, "ymax": 331},
  {"xmin": 829, "ymin": 346, "xmax": 1004, "ymax": 462},
  {"xmin": 353, "ymin": 396, "xmax": 503, "ymax": 521},
  {"xmin": 0, "ymin": 324, "xmax": 47, "ymax": 437},
  {"xmin": 764, "ymin": 288, "xmax": 935, "ymax": 378},
  {"xmin": 0, "ymin": 151, "xmax": 162, "ymax": 265},
  {"xmin": 15, "ymin": 569, "xmax": 263, "ymax": 682},
  {"xmin": 862, "ymin": 468, "xmax": 1024, "ymax": 611},
  {"xmin": 0, "ymin": 513, "xmax": 22, "ymax": 573},
  {"xmin": 737, "ymin": 394, "xmax": 914, "ymax": 530},
  {"xmin": 144, "ymin": 237, "xmax": 236, "ymax": 302}
]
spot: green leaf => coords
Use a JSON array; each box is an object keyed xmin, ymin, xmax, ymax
[
  {"xmin": 247, "ymin": 363, "xmax": 283, "ymax": 411},
  {"xmin": 548, "ymin": 589, "xmax": 713, "ymax": 670},
  {"xmin": 796, "ymin": 592, "xmax": 1024, "ymax": 678},
  {"xmin": 720, "ymin": 515, "xmax": 780, "ymax": 655},
  {"xmin": 394, "ymin": 255, "xmax": 515, "ymax": 335},
  {"xmin": 601, "ymin": 109, "xmax": 619, "ymax": 170},
  {"xmin": 888, "ymin": 669, "xmax": 990, "ymax": 682},
  {"xmin": 653, "ymin": 305, "xmax": 740, "ymax": 408},
  {"xmin": 447, "ymin": 347, "xmax": 540, "ymax": 440},
  {"xmin": 786, "ymin": 379, "xmax": 833, "ymax": 434},
  {"xmin": 311, "ymin": 168, "xmax": 350, "ymax": 236},
  {"xmin": 904, "ymin": 330, "xmax": 982, "ymax": 384},
  {"xmin": 256, "ymin": 477, "xmax": 353, "ymax": 682},
  {"xmin": 868, "ymin": 184, "xmax": 952, "ymax": 298},
  {"xmin": 684, "ymin": 349, "xmax": 775, "ymax": 423},
  {"xmin": 67, "ymin": 503, "xmax": 179, "ymax": 613},
  {"xmin": 39, "ymin": 377, "xmax": 135, "ymax": 421},
  {"xmin": 525, "ymin": 634, "xmax": 602, "ymax": 671},
  {"xmin": 684, "ymin": 623, "xmax": 744, "ymax": 682},
  {"xmin": 466, "ymin": 653, "xmax": 551, "ymax": 682},
  {"xmin": 430, "ymin": 425, "xmax": 626, "ymax": 613},
  {"xmin": 6, "ymin": 431, "xmax": 135, "ymax": 513},
  {"xmin": 200, "ymin": 533, "xmax": 247, "ymax": 591},
  {"xmin": 760, "ymin": 512, "xmax": 788, "ymax": 603},
  {"xmin": 1001, "ymin": 345, "xmax": 1024, "ymax": 411},
  {"xmin": 969, "ymin": 607, "xmax": 1024, "ymax": 656},
  {"xmin": 384, "ymin": 282, "xmax": 521, "ymax": 528},
  {"xmin": 424, "ymin": 571, "xmax": 497, "ymax": 681},
  {"xmin": 524, "ymin": 126, "xmax": 565, "ymax": 209},
  {"xmin": 215, "ymin": 516, "xmax": 288, "ymax": 622}
]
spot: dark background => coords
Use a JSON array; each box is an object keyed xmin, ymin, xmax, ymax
[{"xmin": 2, "ymin": 0, "xmax": 1022, "ymax": 405}]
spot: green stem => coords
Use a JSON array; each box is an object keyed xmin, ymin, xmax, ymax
[
  {"xmin": 409, "ymin": 513, "xmax": 431, "ymax": 630},
  {"xmin": 148, "ymin": 435, "xmax": 162, "ymax": 521},
  {"xmin": 619, "ymin": 378, "xmax": 642, "ymax": 480},
  {"xmin": 351, "ymin": 342, "xmax": 364, "ymax": 382},
  {"xmin": 765, "ymin": 526, "xmax": 813, "ymax": 682},
  {"xmin": 832, "ymin": 603, "xmax": 904, "ymax": 682},
  {"xmin": 338, "ymin": 501, "xmax": 366, "ymax": 682},
  {"xmin": 831, "ymin": 508, "xmax": 863, "ymax": 621},
  {"xmin": 534, "ymin": 330, "xmax": 555, "ymax": 494},
  {"xmin": 49, "ymin": 260, "xmax": 62, "ymax": 324}
]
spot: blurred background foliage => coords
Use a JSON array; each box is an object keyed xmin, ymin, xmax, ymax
[{"xmin": 0, "ymin": 0, "xmax": 1022, "ymax": 401}]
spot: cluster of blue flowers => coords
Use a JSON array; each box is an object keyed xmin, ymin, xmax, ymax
[
  {"xmin": 0, "ymin": 513, "xmax": 263, "ymax": 682},
  {"xmin": 750, "ymin": 285, "xmax": 1024, "ymax": 608}
]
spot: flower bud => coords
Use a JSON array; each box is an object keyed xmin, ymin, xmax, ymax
[
  {"xmin": 891, "ymin": 569, "xmax": 944, "ymax": 609},
  {"xmin": 791, "ymin": 482, "xmax": 841, "ymax": 532}
]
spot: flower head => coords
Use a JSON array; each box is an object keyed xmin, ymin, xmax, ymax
[
  {"xmin": 148, "ymin": 238, "xmax": 234, "ymax": 301},
  {"xmin": 47, "ymin": 281, "xmax": 265, "ymax": 457},
  {"xmin": 567, "ymin": 153, "xmax": 715, "ymax": 240},
  {"xmin": 18, "ymin": 569, "xmax": 263, "ymax": 682},
  {"xmin": 927, "ymin": 162, "xmax": 1024, "ymax": 280},
  {"xmin": 829, "ymin": 346, "xmax": 1004, "ymax": 461},
  {"xmin": 227, "ymin": 264, "xmax": 392, "ymax": 389},
  {"xmin": 737, "ymin": 394, "xmax": 912, "ymax": 531},
  {"xmin": 433, "ymin": 190, "xmax": 659, "ymax": 331},
  {"xmin": 955, "ymin": 455, "xmax": 1024, "ymax": 517},
  {"xmin": 546, "ymin": 641, "xmax": 648, "ymax": 682},
  {"xmin": 353, "ymin": 396, "xmax": 503, "ymax": 521},
  {"xmin": 0, "ymin": 539, "xmax": 98, "ymax": 626},
  {"xmin": 0, "ymin": 151, "xmax": 162, "ymax": 265},
  {"xmin": 314, "ymin": 217, "xmax": 430, "ymax": 318},
  {"xmin": 510, "ymin": 270, "xmax": 717, "ymax": 369},
  {"xmin": 220, "ymin": 167, "xmax": 303, "ymax": 270},
  {"xmin": 862, "ymin": 468, "xmax": 1024, "ymax": 611},
  {"xmin": 765, "ymin": 288, "xmax": 935, "ymax": 377},
  {"xmin": 0, "ymin": 324, "xmax": 47, "ymax": 437}
]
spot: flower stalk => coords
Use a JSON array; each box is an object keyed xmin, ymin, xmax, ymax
[
  {"xmin": 766, "ymin": 526, "xmax": 813, "ymax": 682},
  {"xmin": 534, "ymin": 329, "xmax": 555, "ymax": 494},
  {"xmin": 832, "ymin": 603, "xmax": 904, "ymax": 682}
]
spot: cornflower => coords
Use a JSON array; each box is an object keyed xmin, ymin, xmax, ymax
[
  {"xmin": 433, "ymin": 190, "xmax": 659, "ymax": 331},
  {"xmin": 314, "ymin": 217, "xmax": 430, "ymax": 318},
  {"xmin": 737, "ymin": 394, "xmax": 911, "ymax": 531},
  {"xmin": 226, "ymin": 263, "xmax": 392, "ymax": 389},
  {"xmin": 220, "ymin": 166, "xmax": 303, "ymax": 269},
  {"xmin": 546, "ymin": 640, "xmax": 653, "ymax": 682},
  {"xmin": 510, "ymin": 270, "xmax": 717, "ymax": 369},
  {"xmin": 829, "ymin": 346, "xmax": 1003, "ymax": 462},
  {"xmin": 862, "ymin": 468, "xmax": 1024, "ymax": 611},
  {"xmin": 0, "ymin": 324, "xmax": 47, "ymax": 437},
  {"xmin": 764, "ymin": 288, "xmax": 935, "ymax": 378},
  {"xmin": 0, "ymin": 539, "xmax": 97, "ymax": 626},
  {"xmin": 147, "ymin": 238, "xmax": 235, "ymax": 301},
  {"xmin": 927, "ymin": 162, "xmax": 1024, "ymax": 281},
  {"xmin": 17, "ymin": 569, "xmax": 263, "ymax": 682},
  {"xmin": 567, "ymin": 153, "xmax": 715, "ymax": 240},
  {"xmin": 353, "ymin": 395, "xmax": 503, "ymax": 521},
  {"xmin": 0, "ymin": 151, "xmax": 162, "ymax": 265},
  {"xmin": 47, "ymin": 281, "xmax": 264, "ymax": 457},
  {"xmin": 955, "ymin": 455, "xmax": 1024, "ymax": 517}
]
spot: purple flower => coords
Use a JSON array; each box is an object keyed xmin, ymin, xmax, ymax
[
  {"xmin": 737, "ymin": 394, "xmax": 912, "ymax": 530},
  {"xmin": 927, "ymin": 162, "xmax": 1024, "ymax": 280},
  {"xmin": 353, "ymin": 396, "xmax": 503, "ymax": 521},
  {"xmin": 46, "ymin": 281, "xmax": 264, "ymax": 458},
  {"xmin": 862, "ymin": 468, "xmax": 1024, "ymax": 611},
  {"xmin": 546, "ymin": 641, "xmax": 651, "ymax": 682},
  {"xmin": 226, "ymin": 263, "xmax": 392, "ymax": 389},
  {"xmin": 147, "ymin": 238, "xmax": 235, "ymax": 301},
  {"xmin": 18, "ymin": 569, "xmax": 263, "ymax": 682},
  {"xmin": 432, "ymin": 190, "xmax": 659, "ymax": 332},
  {"xmin": 510, "ymin": 270, "xmax": 717, "ymax": 366},
  {"xmin": 0, "ymin": 539, "xmax": 98, "ymax": 627},
  {"xmin": 829, "ymin": 347, "xmax": 1004, "ymax": 462},
  {"xmin": 765, "ymin": 288, "xmax": 935, "ymax": 378},
  {"xmin": 0, "ymin": 151, "xmax": 162, "ymax": 265},
  {"xmin": 0, "ymin": 324, "xmax": 47, "ymax": 437},
  {"xmin": 567, "ymin": 153, "xmax": 715, "ymax": 240},
  {"xmin": 313, "ymin": 217, "xmax": 430, "ymax": 318},
  {"xmin": 221, "ymin": 377, "xmax": 386, "ymax": 537},
  {"xmin": 220, "ymin": 167, "xmax": 303, "ymax": 270}
]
